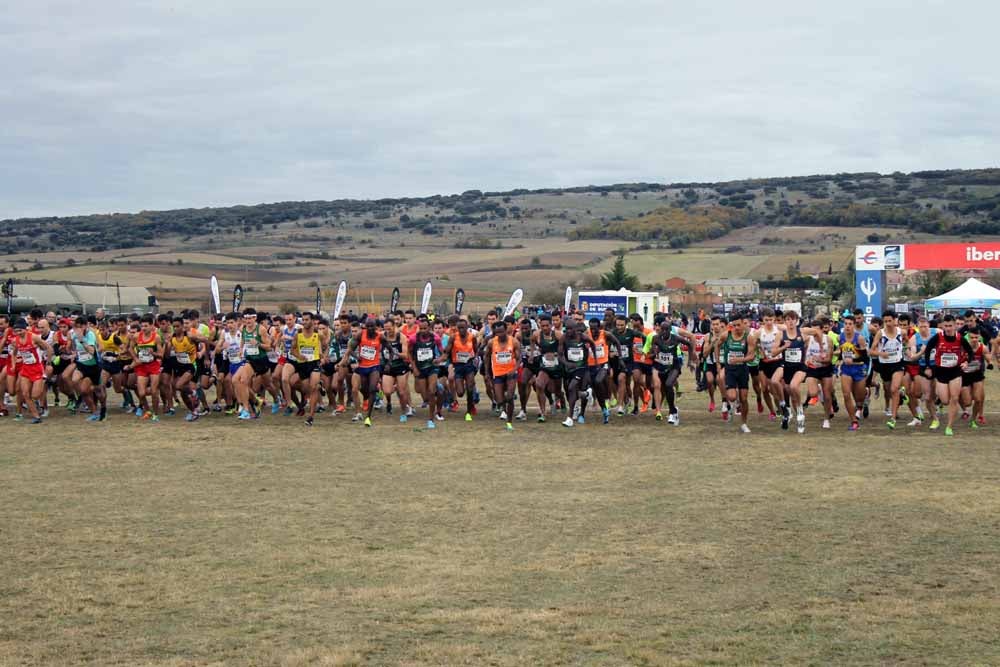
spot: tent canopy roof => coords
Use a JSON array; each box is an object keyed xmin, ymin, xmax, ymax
[{"xmin": 924, "ymin": 278, "xmax": 1000, "ymax": 310}]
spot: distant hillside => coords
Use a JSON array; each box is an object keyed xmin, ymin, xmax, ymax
[{"xmin": 2, "ymin": 168, "xmax": 998, "ymax": 255}]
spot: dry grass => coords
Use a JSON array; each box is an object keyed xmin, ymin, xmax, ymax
[{"xmin": 1, "ymin": 372, "xmax": 999, "ymax": 665}]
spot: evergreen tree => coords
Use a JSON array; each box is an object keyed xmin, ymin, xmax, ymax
[{"xmin": 600, "ymin": 254, "xmax": 639, "ymax": 290}]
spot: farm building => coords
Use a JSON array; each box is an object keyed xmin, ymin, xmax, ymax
[{"xmin": 3, "ymin": 283, "xmax": 154, "ymax": 315}]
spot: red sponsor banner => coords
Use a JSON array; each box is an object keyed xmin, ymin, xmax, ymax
[{"xmin": 904, "ymin": 243, "xmax": 1000, "ymax": 270}]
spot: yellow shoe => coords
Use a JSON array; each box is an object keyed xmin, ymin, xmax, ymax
[{"xmin": 465, "ymin": 413, "xmax": 473, "ymax": 422}]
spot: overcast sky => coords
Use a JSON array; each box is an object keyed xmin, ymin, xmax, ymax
[{"xmin": 2, "ymin": 0, "xmax": 997, "ymax": 218}]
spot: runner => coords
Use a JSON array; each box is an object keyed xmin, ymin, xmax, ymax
[
  {"xmin": 11, "ymin": 318, "xmax": 53, "ymax": 423},
  {"xmin": 776, "ymin": 310, "xmax": 807, "ymax": 433},
  {"xmin": 838, "ymin": 316, "xmax": 869, "ymax": 431},
  {"xmin": 380, "ymin": 317, "xmax": 412, "ymax": 424},
  {"xmin": 649, "ymin": 317, "xmax": 698, "ymax": 425},
  {"xmin": 288, "ymin": 311, "xmax": 326, "ymax": 426},
  {"xmin": 484, "ymin": 320, "xmax": 521, "ymax": 432},
  {"xmin": 127, "ymin": 314, "xmax": 164, "ymax": 421},
  {"xmin": 960, "ymin": 329, "xmax": 992, "ymax": 429},
  {"xmin": 558, "ymin": 321, "xmax": 593, "ymax": 427},
  {"xmin": 70, "ymin": 316, "xmax": 106, "ymax": 421},
  {"xmin": 802, "ymin": 321, "xmax": 834, "ymax": 430},
  {"xmin": 756, "ymin": 308, "xmax": 785, "ymax": 422},
  {"xmin": 922, "ymin": 314, "xmax": 974, "ymax": 436},
  {"xmin": 516, "ymin": 317, "xmax": 538, "ymax": 421},
  {"xmin": 531, "ymin": 314, "xmax": 562, "ymax": 422},
  {"xmin": 870, "ymin": 310, "xmax": 907, "ymax": 430},
  {"xmin": 586, "ymin": 318, "xmax": 614, "ymax": 424},
  {"xmin": 714, "ymin": 314, "xmax": 757, "ymax": 433},
  {"xmin": 167, "ymin": 316, "xmax": 200, "ymax": 422},
  {"xmin": 409, "ymin": 316, "xmax": 444, "ymax": 429},
  {"xmin": 341, "ymin": 317, "xmax": 389, "ymax": 427}
]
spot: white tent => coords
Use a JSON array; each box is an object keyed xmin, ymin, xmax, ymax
[{"xmin": 924, "ymin": 277, "xmax": 1000, "ymax": 311}]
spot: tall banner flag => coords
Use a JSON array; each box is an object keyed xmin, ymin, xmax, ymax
[
  {"xmin": 564, "ymin": 286, "xmax": 572, "ymax": 313},
  {"xmin": 390, "ymin": 287, "xmax": 400, "ymax": 314},
  {"xmin": 3, "ymin": 279, "xmax": 13, "ymax": 314},
  {"xmin": 855, "ymin": 271, "xmax": 885, "ymax": 319},
  {"xmin": 116, "ymin": 282, "xmax": 122, "ymax": 315},
  {"xmin": 420, "ymin": 281, "xmax": 433, "ymax": 315},
  {"xmin": 315, "ymin": 286, "xmax": 322, "ymax": 314},
  {"xmin": 210, "ymin": 275, "xmax": 221, "ymax": 315},
  {"xmin": 333, "ymin": 281, "xmax": 347, "ymax": 319},
  {"xmin": 503, "ymin": 288, "xmax": 523, "ymax": 318},
  {"xmin": 454, "ymin": 288, "xmax": 465, "ymax": 315},
  {"xmin": 232, "ymin": 284, "xmax": 244, "ymax": 312}
]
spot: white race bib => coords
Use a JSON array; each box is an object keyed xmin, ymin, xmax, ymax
[
  {"xmin": 20, "ymin": 350, "xmax": 38, "ymax": 364},
  {"xmin": 965, "ymin": 360, "xmax": 980, "ymax": 372},
  {"xmin": 360, "ymin": 345, "xmax": 377, "ymax": 361},
  {"xmin": 594, "ymin": 344, "xmax": 605, "ymax": 359},
  {"xmin": 784, "ymin": 349, "xmax": 802, "ymax": 363},
  {"xmin": 939, "ymin": 352, "xmax": 958, "ymax": 368},
  {"xmin": 300, "ymin": 346, "xmax": 316, "ymax": 362},
  {"xmin": 496, "ymin": 351, "xmax": 512, "ymax": 364},
  {"xmin": 244, "ymin": 345, "xmax": 259, "ymax": 356},
  {"xmin": 417, "ymin": 347, "xmax": 433, "ymax": 362},
  {"xmin": 455, "ymin": 351, "xmax": 472, "ymax": 363},
  {"xmin": 77, "ymin": 352, "xmax": 94, "ymax": 363},
  {"xmin": 567, "ymin": 347, "xmax": 584, "ymax": 362},
  {"xmin": 137, "ymin": 349, "xmax": 154, "ymax": 363},
  {"xmin": 175, "ymin": 352, "xmax": 191, "ymax": 365},
  {"xmin": 542, "ymin": 354, "xmax": 558, "ymax": 368},
  {"xmin": 657, "ymin": 352, "xmax": 673, "ymax": 366}
]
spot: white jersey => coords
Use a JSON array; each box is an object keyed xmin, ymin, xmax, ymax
[
  {"xmin": 223, "ymin": 331, "xmax": 243, "ymax": 364},
  {"xmin": 879, "ymin": 330, "xmax": 904, "ymax": 364},
  {"xmin": 805, "ymin": 335, "xmax": 830, "ymax": 367},
  {"xmin": 758, "ymin": 325, "xmax": 781, "ymax": 360}
]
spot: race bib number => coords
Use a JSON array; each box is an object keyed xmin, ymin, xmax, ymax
[
  {"xmin": 137, "ymin": 349, "xmax": 154, "ymax": 363},
  {"xmin": 842, "ymin": 350, "xmax": 855, "ymax": 362},
  {"xmin": 300, "ymin": 346, "xmax": 316, "ymax": 362},
  {"xmin": 228, "ymin": 350, "xmax": 242, "ymax": 363},
  {"xmin": 77, "ymin": 352, "xmax": 94, "ymax": 363},
  {"xmin": 594, "ymin": 344, "xmax": 605, "ymax": 359},
  {"xmin": 455, "ymin": 351, "xmax": 472, "ymax": 363},
  {"xmin": 244, "ymin": 345, "xmax": 259, "ymax": 356},
  {"xmin": 267, "ymin": 350, "xmax": 279, "ymax": 362},
  {"xmin": 496, "ymin": 351, "xmax": 512, "ymax": 364},
  {"xmin": 567, "ymin": 347, "xmax": 584, "ymax": 362},
  {"xmin": 784, "ymin": 349, "xmax": 802, "ymax": 363},
  {"xmin": 417, "ymin": 347, "xmax": 433, "ymax": 362},
  {"xmin": 619, "ymin": 344, "xmax": 630, "ymax": 358},
  {"xmin": 657, "ymin": 352, "xmax": 673, "ymax": 366},
  {"xmin": 965, "ymin": 360, "xmax": 980, "ymax": 372},
  {"xmin": 102, "ymin": 351, "xmax": 117, "ymax": 361},
  {"xmin": 360, "ymin": 345, "xmax": 377, "ymax": 361},
  {"xmin": 727, "ymin": 351, "xmax": 743, "ymax": 365},
  {"xmin": 340, "ymin": 345, "xmax": 350, "ymax": 358},
  {"xmin": 175, "ymin": 352, "xmax": 191, "ymax": 365},
  {"xmin": 19, "ymin": 350, "xmax": 38, "ymax": 364},
  {"xmin": 542, "ymin": 354, "xmax": 558, "ymax": 368},
  {"xmin": 939, "ymin": 352, "xmax": 958, "ymax": 368}
]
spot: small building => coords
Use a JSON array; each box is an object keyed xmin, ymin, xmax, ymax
[
  {"xmin": 701, "ymin": 278, "xmax": 760, "ymax": 297},
  {"xmin": 664, "ymin": 277, "xmax": 688, "ymax": 291}
]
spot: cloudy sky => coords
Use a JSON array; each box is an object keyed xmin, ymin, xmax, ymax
[{"xmin": 2, "ymin": 0, "xmax": 997, "ymax": 218}]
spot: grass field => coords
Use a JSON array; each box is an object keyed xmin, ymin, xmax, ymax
[{"xmin": 2, "ymin": 374, "xmax": 999, "ymax": 666}]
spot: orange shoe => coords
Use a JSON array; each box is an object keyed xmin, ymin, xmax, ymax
[
  {"xmin": 362, "ymin": 399, "xmax": 369, "ymax": 412},
  {"xmin": 335, "ymin": 404, "xmax": 346, "ymax": 414}
]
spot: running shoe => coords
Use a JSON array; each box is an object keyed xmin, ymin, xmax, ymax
[
  {"xmin": 602, "ymin": 408, "xmax": 610, "ymax": 424},
  {"xmin": 848, "ymin": 421, "xmax": 859, "ymax": 431},
  {"xmin": 30, "ymin": 417, "xmax": 42, "ymax": 424},
  {"xmin": 757, "ymin": 400, "xmax": 764, "ymax": 414},
  {"xmin": 305, "ymin": 416, "xmax": 314, "ymax": 427},
  {"xmin": 515, "ymin": 410, "xmax": 527, "ymax": 421},
  {"xmin": 185, "ymin": 412, "xmax": 199, "ymax": 422},
  {"xmin": 907, "ymin": 418, "xmax": 922, "ymax": 427},
  {"xmin": 929, "ymin": 418, "xmax": 940, "ymax": 430},
  {"xmin": 238, "ymin": 409, "xmax": 252, "ymax": 420},
  {"xmin": 399, "ymin": 414, "xmax": 408, "ymax": 424},
  {"xmin": 465, "ymin": 413, "xmax": 473, "ymax": 422},
  {"xmin": 977, "ymin": 415, "xmax": 986, "ymax": 426},
  {"xmin": 271, "ymin": 402, "xmax": 281, "ymax": 415},
  {"xmin": 352, "ymin": 412, "xmax": 363, "ymax": 422},
  {"xmin": 427, "ymin": 420, "xmax": 436, "ymax": 429},
  {"xmin": 86, "ymin": 414, "xmax": 101, "ymax": 422},
  {"xmin": 740, "ymin": 424, "xmax": 751, "ymax": 434},
  {"xmin": 505, "ymin": 422, "xmax": 513, "ymax": 432},
  {"xmin": 768, "ymin": 412, "xmax": 777, "ymax": 422},
  {"xmin": 364, "ymin": 416, "xmax": 372, "ymax": 427},
  {"xmin": 708, "ymin": 401, "xmax": 715, "ymax": 413},
  {"xmin": 577, "ymin": 415, "xmax": 585, "ymax": 424},
  {"xmin": 562, "ymin": 417, "xmax": 574, "ymax": 427},
  {"xmin": 886, "ymin": 419, "xmax": 896, "ymax": 430},
  {"xmin": 135, "ymin": 406, "xmax": 145, "ymax": 417},
  {"xmin": 822, "ymin": 419, "xmax": 830, "ymax": 429},
  {"xmin": 945, "ymin": 426, "xmax": 954, "ymax": 437},
  {"xmin": 537, "ymin": 415, "xmax": 546, "ymax": 423},
  {"xmin": 655, "ymin": 411, "xmax": 663, "ymax": 421},
  {"xmin": 971, "ymin": 421, "xmax": 979, "ymax": 430}
]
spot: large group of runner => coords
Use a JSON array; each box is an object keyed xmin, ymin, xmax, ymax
[{"xmin": 1, "ymin": 305, "xmax": 996, "ymax": 436}]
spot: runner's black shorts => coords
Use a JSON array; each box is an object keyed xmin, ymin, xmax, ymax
[
  {"xmin": 292, "ymin": 360, "xmax": 319, "ymax": 378},
  {"xmin": 173, "ymin": 362, "xmax": 196, "ymax": 379},
  {"xmin": 962, "ymin": 371, "xmax": 985, "ymax": 387},
  {"xmin": 632, "ymin": 362, "xmax": 652, "ymax": 378},
  {"xmin": 932, "ymin": 367, "xmax": 962, "ymax": 384},
  {"xmin": 878, "ymin": 361, "xmax": 905, "ymax": 383},
  {"xmin": 77, "ymin": 362, "xmax": 102, "ymax": 385},
  {"xmin": 383, "ymin": 365, "xmax": 409, "ymax": 378},
  {"xmin": 782, "ymin": 362, "xmax": 806, "ymax": 385},
  {"xmin": 249, "ymin": 358, "xmax": 271, "ymax": 376},
  {"xmin": 806, "ymin": 365, "xmax": 834, "ymax": 380},
  {"xmin": 416, "ymin": 366, "xmax": 438, "ymax": 380},
  {"xmin": 321, "ymin": 361, "xmax": 339, "ymax": 377},
  {"xmin": 760, "ymin": 359, "xmax": 783, "ymax": 378},
  {"xmin": 724, "ymin": 365, "xmax": 750, "ymax": 390}
]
